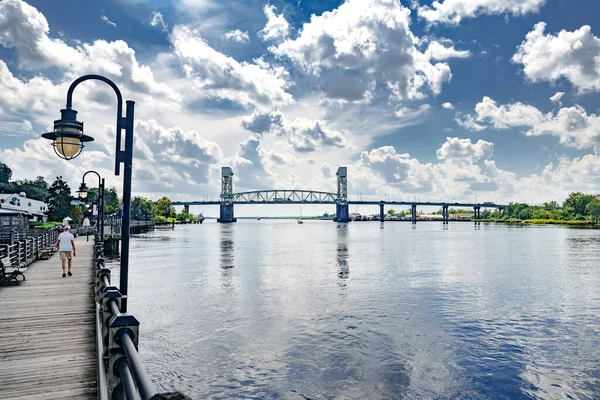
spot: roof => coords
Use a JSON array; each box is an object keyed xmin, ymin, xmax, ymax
[{"xmin": 0, "ymin": 208, "xmax": 30, "ymax": 216}]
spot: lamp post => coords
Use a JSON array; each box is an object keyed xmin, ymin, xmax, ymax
[
  {"xmin": 42, "ymin": 74, "xmax": 135, "ymax": 313},
  {"xmin": 77, "ymin": 171, "xmax": 105, "ymax": 242}
]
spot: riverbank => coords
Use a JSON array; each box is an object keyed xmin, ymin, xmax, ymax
[{"xmin": 475, "ymin": 218, "xmax": 595, "ymax": 227}]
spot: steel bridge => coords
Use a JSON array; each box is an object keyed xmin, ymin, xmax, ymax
[{"xmin": 173, "ymin": 166, "xmax": 508, "ymax": 223}]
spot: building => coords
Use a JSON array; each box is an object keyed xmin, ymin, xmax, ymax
[
  {"xmin": 0, "ymin": 208, "xmax": 29, "ymax": 229},
  {"xmin": 0, "ymin": 192, "xmax": 48, "ymax": 222}
]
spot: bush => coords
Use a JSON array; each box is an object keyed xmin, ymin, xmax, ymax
[{"xmin": 29, "ymin": 222, "xmax": 63, "ymax": 230}]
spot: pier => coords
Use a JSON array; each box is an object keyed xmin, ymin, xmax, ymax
[{"xmin": 0, "ymin": 237, "xmax": 96, "ymax": 399}]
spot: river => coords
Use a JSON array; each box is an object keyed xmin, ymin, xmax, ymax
[{"xmin": 113, "ymin": 221, "xmax": 600, "ymax": 399}]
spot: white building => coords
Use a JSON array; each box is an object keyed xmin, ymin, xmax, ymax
[{"xmin": 0, "ymin": 192, "xmax": 48, "ymax": 222}]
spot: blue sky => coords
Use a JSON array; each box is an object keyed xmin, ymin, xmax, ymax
[{"xmin": 1, "ymin": 0, "xmax": 600, "ymax": 215}]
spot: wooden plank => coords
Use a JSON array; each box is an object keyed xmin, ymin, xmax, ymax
[{"xmin": 0, "ymin": 237, "xmax": 97, "ymax": 399}]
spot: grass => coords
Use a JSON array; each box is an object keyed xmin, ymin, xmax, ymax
[
  {"xmin": 472, "ymin": 218, "xmax": 595, "ymax": 226},
  {"xmin": 29, "ymin": 222, "xmax": 63, "ymax": 229}
]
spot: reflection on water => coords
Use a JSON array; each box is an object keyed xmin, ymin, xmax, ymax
[
  {"xmin": 220, "ymin": 225, "xmax": 235, "ymax": 291},
  {"xmin": 124, "ymin": 221, "xmax": 600, "ymax": 399},
  {"xmin": 336, "ymin": 224, "xmax": 349, "ymax": 286}
]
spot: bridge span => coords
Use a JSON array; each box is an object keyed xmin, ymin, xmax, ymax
[{"xmin": 173, "ymin": 166, "xmax": 507, "ymax": 223}]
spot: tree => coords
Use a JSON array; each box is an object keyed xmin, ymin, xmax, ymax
[
  {"xmin": 586, "ymin": 199, "xmax": 600, "ymax": 224},
  {"xmin": 12, "ymin": 176, "xmax": 50, "ymax": 201},
  {"xmin": 387, "ymin": 208, "xmax": 396, "ymax": 216},
  {"xmin": 154, "ymin": 197, "xmax": 175, "ymax": 218},
  {"xmin": 563, "ymin": 192, "xmax": 595, "ymax": 216},
  {"xmin": 0, "ymin": 162, "xmax": 12, "ymax": 183},
  {"xmin": 71, "ymin": 205, "xmax": 84, "ymax": 225},
  {"xmin": 103, "ymin": 187, "xmax": 120, "ymax": 215},
  {"xmin": 47, "ymin": 176, "xmax": 73, "ymax": 222},
  {"xmin": 131, "ymin": 197, "xmax": 155, "ymax": 221}
]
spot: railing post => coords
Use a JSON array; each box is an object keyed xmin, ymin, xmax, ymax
[{"xmin": 107, "ymin": 302, "xmax": 140, "ymax": 396}]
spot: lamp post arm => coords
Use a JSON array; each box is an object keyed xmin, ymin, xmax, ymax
[
  {"xmin": 82, "ymin": 170, "xmax": 102, "ymax": 185},
  {"xmin": 66, "ymin": 75, "xmax": 124, "ymax": 120}
]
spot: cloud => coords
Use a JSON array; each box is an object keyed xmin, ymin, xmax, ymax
[
  {"xmin": 101, "ymin": 15, "xmax": 117, "ymax": 28},
  {"xmin": 231, "ymin": 136, "xmax": 274, "ymax": 189},
  {"xmin": 513, "ymin": 23, "xmax": 600, "ymax": 92},
  {"xmin": 436, "ymin": 137, "xmax": 493, "ymax": 160},
  {"xmin": 0, "ymin": 0, "xmax": 82, "ymax": 68},
  {"xmin": 461, "ymin": 97, "xmax": 600, "ymax": 151},
  {"xmin": 135, "ymin": 119, "xmax": 222, "ymax": 166},
  {"xmin": 171, "ymin": 25, "xmax": 293, "ymax": 107},
  {"xmin": 0, "ymin": 1, "xmax": 180, "ymax": 103},
  {"xmin": 425, "ymin": 41, "xmax": 471, "ymax": 61},
  {"xmin": 455, "ymin": 113, "xmax": 486, "ymax": 131},
  {"xmin": 222, "ymin": 29, "xmax": 249, "ymax": 43},
  {"xmin": 258, "ymin": 5, "xmax": 290, "ymax": 41},
  {"xmin": 241, "ymin": 110, "xmax": 352, "ymax": 153},
  {"xmin": 395, "ymin": 104, "xmax": 431, "ymax": 119},
  {"xmin": 550, "ymin": 92, "xmax": 564, "ymax": 104},
  {"xmin": 418, "ymin": 0, "xmax": 547, "ymax": 25},
  {"xmin": 321, "ymin": 163, "xmax": 332, "ymax": 178},
  {"xmin": 472, "ymin": 96, "xmax": 546, "ymax": 129},
  {"xmin": 150, "ymin": 11, "xmax": 167, "ymax": 31},
  {"xmin": 272, "ymin": 0, "xmax": 452, "ymax": 103},
  {"xmin": 21, "ymin": 119, "xmax": 32, "ymax": 131},
  {"xmin": 442, "ymin": 102, "xmax": 454, "ymax": 109}
]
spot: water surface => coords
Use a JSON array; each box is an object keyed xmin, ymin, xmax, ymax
[{"xmin": 114, "ymin": 221, "xmax": 600, "ymax": 399}]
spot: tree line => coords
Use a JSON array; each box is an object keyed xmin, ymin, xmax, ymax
[{"xmin": 1, "ymin": 161, "xmax": 194, "ymax": 225}]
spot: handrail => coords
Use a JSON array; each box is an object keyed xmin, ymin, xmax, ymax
[
  {"xmin": 96, "ymin": 302, "xmax": 109, "ymax": 400},
  {"xmin": 116, "ymin": 358, "xmax": 140, "ymax": 400},
  {"xmin": 119, "ymin": 330, "xmax": 157, "ymax": 399}
]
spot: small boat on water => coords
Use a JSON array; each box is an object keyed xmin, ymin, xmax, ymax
[{"xmin": 297, "ymin": 219, "xmax": 303, "ymax": 224}]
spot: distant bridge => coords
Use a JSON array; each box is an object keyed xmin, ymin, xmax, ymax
[{"xmin": 173, "ymin": 166, "xmax": 508, "ymax": 223}]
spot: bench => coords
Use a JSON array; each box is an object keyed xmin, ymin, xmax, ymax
[
  {"xmin": 39, "ymin": 245, "xmax": 57, "ymax": 260},
  {"xmin": 0, "ymin": 257, "xmax": 27, "ymax": 285}
]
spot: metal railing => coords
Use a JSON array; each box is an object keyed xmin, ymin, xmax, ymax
[
  {"xmin": 94, "ymin": 235, "xmax": 162, "ymax": 400},
  {"xmin": 0, "ymin": 228, "xmax": 60, "ymax": 267}
]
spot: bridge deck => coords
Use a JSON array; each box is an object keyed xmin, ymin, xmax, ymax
[{"xmin": 0, "ymin": 237, "xmax": 97, "ymax": 399}]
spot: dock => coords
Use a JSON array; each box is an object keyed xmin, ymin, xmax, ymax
[{"xmin": 0, "ymin": 237, "xmax": 97, "ymax": 399}]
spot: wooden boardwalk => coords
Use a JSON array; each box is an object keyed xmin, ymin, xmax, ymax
[{"xmin": 0, "ymin": 236, "xmax": 97, "ymax": 399}]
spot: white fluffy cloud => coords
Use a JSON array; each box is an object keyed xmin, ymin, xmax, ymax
[
  {"xmin": 171, "ymin": 25, "xmax": 293, "ymax": 107},
  {"xmin": 0, "ymin": 0, "xmax": 81, "ymax": 68},
  {"xmin": 513, "ymin": 23, "xmax": 600, "ymax": 92},
  {"xmin": 231, "ymin": 136, "xmax": 275, "ymax": 189},
  {"xmin": 472, "ymin": 96, "xmax": 546, "ymax": 129},
  {"xmin": 222, "ymin": 29, "xmax": 250, "ymax": 43},
  {"xmin": 0, "ymin": 0, "xmax": 179, "ymax": 103},
  {"xmin": 272, "ymin": 0, "xmax": 452, "ymax": 103},
  {"xmin": 436, "ymin": 137, "xmax": 493, "ymax": 161},
  {"xmin": 135, "ymin": 119, "xmax": 222, "ymax": 166},
  {"xmin": 460, "ymin": 97, "xmax": 600, "ymax": 151},
  {"xmin": 241, "ymin": 110, "xmax": 352, "ymax": 153},
  {"xmin": 425, "ymin": 41, "xmax": 471, "ymax": 61},
  {"xmin": 355, "ymin": 137, "xmax": 509, "ymax": 195},
  {"xmin": 418, "ymin": 0, "xmax": 547, "ymax": 25},
  {"xmin": 258, "ymin": 5, "xmax": 290, "ymax": 41},
  {"xmin": 442, "ymin": 102, "xmax": 454, "ymax": 109}
]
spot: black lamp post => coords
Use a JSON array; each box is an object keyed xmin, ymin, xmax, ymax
[
  {"xmin": 42, "ymin": 74, "xmax": 135, "ymax": 313},
  {"xmin": 77, "ymin": 171, "xmax": 105, "ymax": 243}
]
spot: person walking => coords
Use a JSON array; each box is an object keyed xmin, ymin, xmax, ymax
[{"xmin": 56, "ymin": 226, "xmax": 76, "ymax": 277}]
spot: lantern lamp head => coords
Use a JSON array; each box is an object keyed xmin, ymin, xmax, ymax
[
  {"xmin": 41, "ymin": 108, "xmax": 94, "ymax": 160},
  {"xmin": 76, "ymin": 182, "xmax": 89, "ymax": 200}
]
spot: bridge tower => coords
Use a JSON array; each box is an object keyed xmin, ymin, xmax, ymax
[
  {"xmin": 335, "ymin": 167, "xmax": 350, "ymax": 223},
  {"xmin": 218, "ymin": 167, "xmax": 237, "ymax": 223}
]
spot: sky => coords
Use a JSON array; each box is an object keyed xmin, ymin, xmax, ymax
[{"xmin": 1, "ymin": 0, "xmax": 600, "ymax": 217}]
